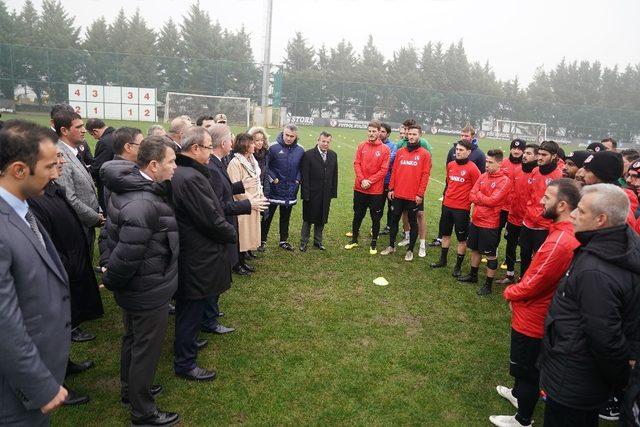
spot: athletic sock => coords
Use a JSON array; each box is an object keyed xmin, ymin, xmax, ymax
[
  {"xmin": 470, "ymin": 266, "xmax": 479, "ymax": 277},
  {"xmin": 485, "ymin": 276, "xmax": 494, "ymax": 286},
  {"xmin": 419, "ymin": 239, "xmax": 426, "ymax": 248},
  {"xmin": 404, "ymin": 231, "xmax": 410, "ymax": 240},
  {"xmin": 506, "ymin": 271, "xmax": 515, "ymax": 277},
  {"xmin": 370, "ymin": 239, "xmax": 377, "ymax": 249},
  {"xmin": 440, "ymin": 247, "xmax": 449, "ymax": 263},
  {"xmin": 455, "ymin": 253, "xmax": 465, "ymax": 269}
]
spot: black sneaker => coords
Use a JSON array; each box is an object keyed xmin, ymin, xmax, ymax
[
  {"xmin": 279, "ymin": 241, "xmax": 294, "ymax": 251},
  {"xmin": 430, "ymin": 260, "xmax": 446, "ymax": 269},
  {"xmin": 379, "ymin": 226, "xmax": 390, "ymax": 235},
  {"xmin": 476, "ymin": 284, "xmax": 492, "ymax": 295},
  {"xmin": 427, "ymin": 238, "xmax": 442, "ymax": 247},
  {"xmin": 599, "ymin": 396, "xmax": 620, "ymax": 421},
  {"xmin": 451, "ymin": 267, "xmax": 462, "ymax": 277},
  {"xmin": 457, "ymin": 274, "xmax": 477, "ymax": 283}
]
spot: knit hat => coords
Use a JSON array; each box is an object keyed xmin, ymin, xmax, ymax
[
  {"xmin": 629, "ymin": 160, "xmax": 640, "ymax": 174},
  {"xmin": 586, "ymin": 142, "xmax": 606, "ymax": 152},
  {"xmin": 582, "ymin": 151, "xmax": 624, "ymax": 183},
  {"xmin": 565, "ymin": 150, "xmax": 590, "ymax": 168},
  {"xmin": 510, "ymin": 139, "xmax": 525, "ymax": 150}
]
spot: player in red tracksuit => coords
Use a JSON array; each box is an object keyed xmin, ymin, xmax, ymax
[
  {"xmin": 458, "ymin": 149, "xmax": 511, "ymax": 295},
  {"xmin": 519, "ymin": 140, "xmax": 563, "ymax": 276},
  {"xmin": 497, "ymin": 143, "xmax": 539, "ymax": 285},
  {"xmin": 499, "ymin": 139, "xmax": 525, "ymax": 230},
  {"xmin": 346, "ymin": 121, "xmax": 390, "ymax": 254},
  {"xmin": 491, "ymin": 178, "xmax": 581, "ymax": 427},
  {"xmin": 380, "ymin": 124, "xmax": 431, "ymax": 261},
  {"xmin": 430, "ymin": 139, "xmax": 481, "ymax": 276}
]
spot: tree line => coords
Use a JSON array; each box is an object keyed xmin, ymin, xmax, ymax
[{"xmin": 1, "ymin": 0, "xmax": 639, "ymax": 140}]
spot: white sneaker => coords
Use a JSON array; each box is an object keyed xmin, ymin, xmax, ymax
[
  {"xmin": 397, "ymin": 238, "xmax": 410, "ymax": 247},
  {"xmin": 489, "ymin": 414, "xmax": 531, "ymax": 427},
  {"xmin": 418, "ymin": 246, "xmax": 426, "ymax": 258},
  {"xmin": 404, "ymin": 251, "xmax": 414, "ymax": 261},
  {"xmin": 496, "ymin": 385, "xmax": 519, "ymax": 409},
  {"xmin": 380, "ymin": 246, "xmax": 396, "ymax": 255}
]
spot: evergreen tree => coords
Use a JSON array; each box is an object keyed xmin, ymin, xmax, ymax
[
  {"xmin": 283, "ymin": 32, "xmax": 315, "ymax": 72},
  {"xmin": 82, "ymin": 17, "xmax": 111, "ymax": 84},
  {"xmin": 156, "ymin": 18, "xmax": 185, "ymax": 94},
  {"xmin": 119, "ymin": 8, "xmax": 157, "ymax": 88}
]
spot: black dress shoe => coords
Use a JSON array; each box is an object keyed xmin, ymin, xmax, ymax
[
  {"xmin": 131, "ymin": 410, "xmax": 180, "ymax": 426},
  {"xmin": 122, "ymin": 385, "xmax": 163, "ymax": 405},
  {"xmin": 168, "ymin": 303, "xmax": 176, "ymax": 315},
  {"xmin": 242, "ymin": 263, "xmax": 256, "ymax": 272},
  {"xmin": 457, "ymin": 274, "xmax": 478, "ymax": 283},
  {"xmin": 430, "ymin": 260, "xmax": 446, "ymax": 268},
  {"xmin": 247, "ymin": 251, "xmax": 257, "ymax": 259},
  {"xmin": 218, "ymin": 311, "xmax": 225, "ymax": 317},
  {"xmin": 257, "ymin": 242, "xmax": 266, "ymax": 252},
  {"xmin": 313, "ymin": 243, "xmax": 326, "ymax": 250},
  {"xmin": 71, "ymin": 327, "xmax": 96, "ymax": 343},
  {"xmin": 476, "ymin": 284, "xmax": 492, "ymax": 296},
  {"xmin": 67, "ymin": 359, "xmax": 94, "ymax": 376},
  {"xmin": 201, "ymin": 324, "xmax": 235, "ymax": 334},
  {"xmin": 232, "ymin": 265, "xmax": 251, "ymax": 276},
  {"xmin": 299, "ymin": 243, "xmax": 307, "ymax": 252},
  {"xmin": 279, "ymin": 241, "xmax": 294, "ymax": 251},
  {"xmin": 175, "ymin": 366, "xmax": 216, "ymax": 381},
  {"xmin": 63, "ymin": 388, "xmax": 90, "ymax": 406},
  {"xmin": 195, "ymin": 338, "xmax": 208, "ymax": 350}
]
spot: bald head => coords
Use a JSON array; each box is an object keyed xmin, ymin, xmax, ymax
[{"xmin": 169, "ymin": 116, "xmax": 191, "ymax": 143}]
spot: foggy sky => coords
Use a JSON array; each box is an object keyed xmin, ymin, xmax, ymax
[{"xmin": 6, "ymin": 0, "xmax": 640, "ymax": 85}]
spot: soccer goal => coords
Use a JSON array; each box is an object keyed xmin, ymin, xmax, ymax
[
  {"xmin": 163, "ymin": 92, "xmax": 251, "ymax": 127},
  {"xmin": 495, "ymin": 120, "xmax": 547, "ymax": 143}
]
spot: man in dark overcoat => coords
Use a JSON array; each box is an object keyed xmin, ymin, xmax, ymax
[
  {"xmin": 299, "ymin": 131, "xmax": 338, "ymax": 251},
  {"xmin": 170, "ymin": 127, "xmax": 237, "ymax": 382}
]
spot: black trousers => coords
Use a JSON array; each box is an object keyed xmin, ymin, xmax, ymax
[
  {"xmin": 388, "ymin": 198, "xmax": 419, "ymax": 251},
  {"xmin": 300, "ymin": 221, "xmax": 325, "ymax": 245},
  {"xmin": 351, "ymin": 191, "xmax": 385, "ymax": 242},
  {"xmin": 518, "ymin": 226, "xmax": 548, "ymax": 276},
  {"xmin": 382, "ymin": 185, "xmax": 394, "ymax": 228},
  {"xmin": 543, "ymin": 397, "xmax": 599, "ymax": 427},
  {"xmin": 504, "ymin": 222, "xmax": 522, "ymax": 273},
  {"xmin": 202, "ymin": 293, "xmax": 220, "ymax": 331},
  {"xmin": 120, "ymin": 305, "xmax": 169, "ymax": 419},
  {"xmin": 509, "ymin": 328, "xmax": 542, "ymax": 425},
  {"xmin": 174, "ymin": 298, "xmax": 206, "ymax": 374},
  {"xmin": 261, "ymin": 203, "xmax": 293, "ymax": 243}
]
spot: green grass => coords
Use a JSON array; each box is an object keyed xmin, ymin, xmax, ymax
[{"xmin": 2, "ymin": 112, "xmax": 597, "ymax": 426}]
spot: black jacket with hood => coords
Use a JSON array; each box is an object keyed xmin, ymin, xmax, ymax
[
  {"xmin": 101, "ymin": 161, "xmax": 179, "ymax": 311},
  {"xmin": 540, "ymin": 224, "xmax": 640, "ymax": 410}
]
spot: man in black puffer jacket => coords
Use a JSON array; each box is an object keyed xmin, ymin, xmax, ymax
[
  {"xmin": 101, "ymin": 136, "xmax": 181, "ymax": 427},
  {"xmin": 540, "ymin": 183, "xmax": 640, "ymax": 427}
]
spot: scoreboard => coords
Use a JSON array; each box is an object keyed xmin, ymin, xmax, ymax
[{"xmin": 68, "ymin": 84, "xmax": 157, "ymax": 122}]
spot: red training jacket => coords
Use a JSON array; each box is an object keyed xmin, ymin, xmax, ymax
[
  {"xmin": 504, "ymin": 220, "xmax": 580, "ymax": 338},
  {"xmin": 624, "ymin": 188, "xmax": 638, "ymax": 231},
  {"xmin": 469, "ymin": 169, "xmax": 511, "ymax": 228},
  {"xmin": 353, "ymin": 139, "xmax": 390, "ymax": 195},
  {"xmin": 443, "ymin": 160, "xmax": 481, "ymax": 211},
  {"xmin": 507, "ymin": 166, "xmax": 536, "ymax": 226},
  {"xmin": 500, "ymin": 158, "xmax": 522, "ymax": 212},
  {"xmin": 522, "ymin": 164, "xmax": 562, "ymax": 230},
  {"xmin": 389, "ymin": 147, "xmax": 432, "ymax": 201}
]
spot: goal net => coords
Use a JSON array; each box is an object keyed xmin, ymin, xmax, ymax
[
  {"xmin": 163, "ymin": 92, "xmax": 250, "ymax": 127},
  {"xmin": 494, "ymin": 120, "xmax": 547, "ymax": 143}
]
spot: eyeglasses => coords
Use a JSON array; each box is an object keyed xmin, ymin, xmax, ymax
[{"xmin": 197, "ymin": 144, "xmax": 214, "ymax": 150}]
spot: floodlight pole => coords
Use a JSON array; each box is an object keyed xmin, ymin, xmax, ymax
[{"xmin": 261, "ymin": 0, "xmax": 273, "ymax": 108}]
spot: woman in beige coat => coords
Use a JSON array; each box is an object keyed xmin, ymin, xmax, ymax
[{"xmin": 228, "ymin": 133, "xmax": 263, "ymax": 258}]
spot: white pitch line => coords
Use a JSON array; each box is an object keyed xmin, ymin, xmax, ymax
[{"xmin": 430, "ymin": 177, "xmax": 446, "ymax": 186}]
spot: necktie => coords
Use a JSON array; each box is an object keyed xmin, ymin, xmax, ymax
[
  {"xmin": 321, "ymin": 151, "xmax": 327, "ymax": 163},
  {"xmin": 25, "ymin": 210, "xmax": 45, "ymax": 247}
]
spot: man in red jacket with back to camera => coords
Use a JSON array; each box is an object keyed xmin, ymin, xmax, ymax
[
  {"xmin": 490, "ymin": 178, "xmax": 581, "ymax": 427},
  {"xmin": 345, "ymin": 121, "xmax": 390, "ymax": 255},
  {"xmin": 380, "ymin": 124, "xmax": 431, "ymax": 261},
  {"xmin": 458, "ymin": 149, "xmax": 511, "ymax": 295}
]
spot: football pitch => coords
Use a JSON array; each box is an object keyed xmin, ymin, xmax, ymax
[{"xmin": 3, "ymin": 113, "xmax": 591, "ymax": 425}]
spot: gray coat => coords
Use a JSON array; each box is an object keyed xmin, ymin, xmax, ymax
[
  {"xmin": 56, "ymin": 140, "xmax": 100, "ymax": 228},
  {"xmin": 0, "ymin": 196, "xmax": 71, "ymax": 426}
]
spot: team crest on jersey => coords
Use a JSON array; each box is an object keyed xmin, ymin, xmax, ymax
[
  {"xmin": 545, "ymin": 178, "xmax": 552, "ymax": 185},
  {"xmin": 460, "ymin": 170, "xmax": 466, "ymax": 176},
  {"xmin": 375, "ymin": 151, "xmax": 381, "ymax": 157},
  {"xmin": 490, "ymin": 182, "xmax": 496, "ymax": 188},
  {"xmin": 528, "ymin": 178, "xmax": 534, "ymax": 184},
  {"xmin": 415, "ymin": 155, "xmax": 420, "ymax": 161}
]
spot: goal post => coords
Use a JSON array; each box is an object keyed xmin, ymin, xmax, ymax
[
  {"xmin": 163, "ymin": 92, "xmax": 251, "ymax": 127},
  {"xmin": 495, "ymin": 119, "xmax": 547, "ymax": 143}
]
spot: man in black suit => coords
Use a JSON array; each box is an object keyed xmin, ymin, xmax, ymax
[
  {"xmin": 300, "ymin": 131, "xmax": 338, "ymax": 251},
  {"xmin": 171, "ymin": 127, "xmax": 237, "ymax": 381},
  {"xmin": 0, "ymin": 120, "xmax": 70, "ymax": 425},
  {"xmin": 201, "ymin": 125, "xmax": 268, "ymax": 335},
  {"xmin": 87, "ymin": 118, "xmax": 116, "ymax": 210}
]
